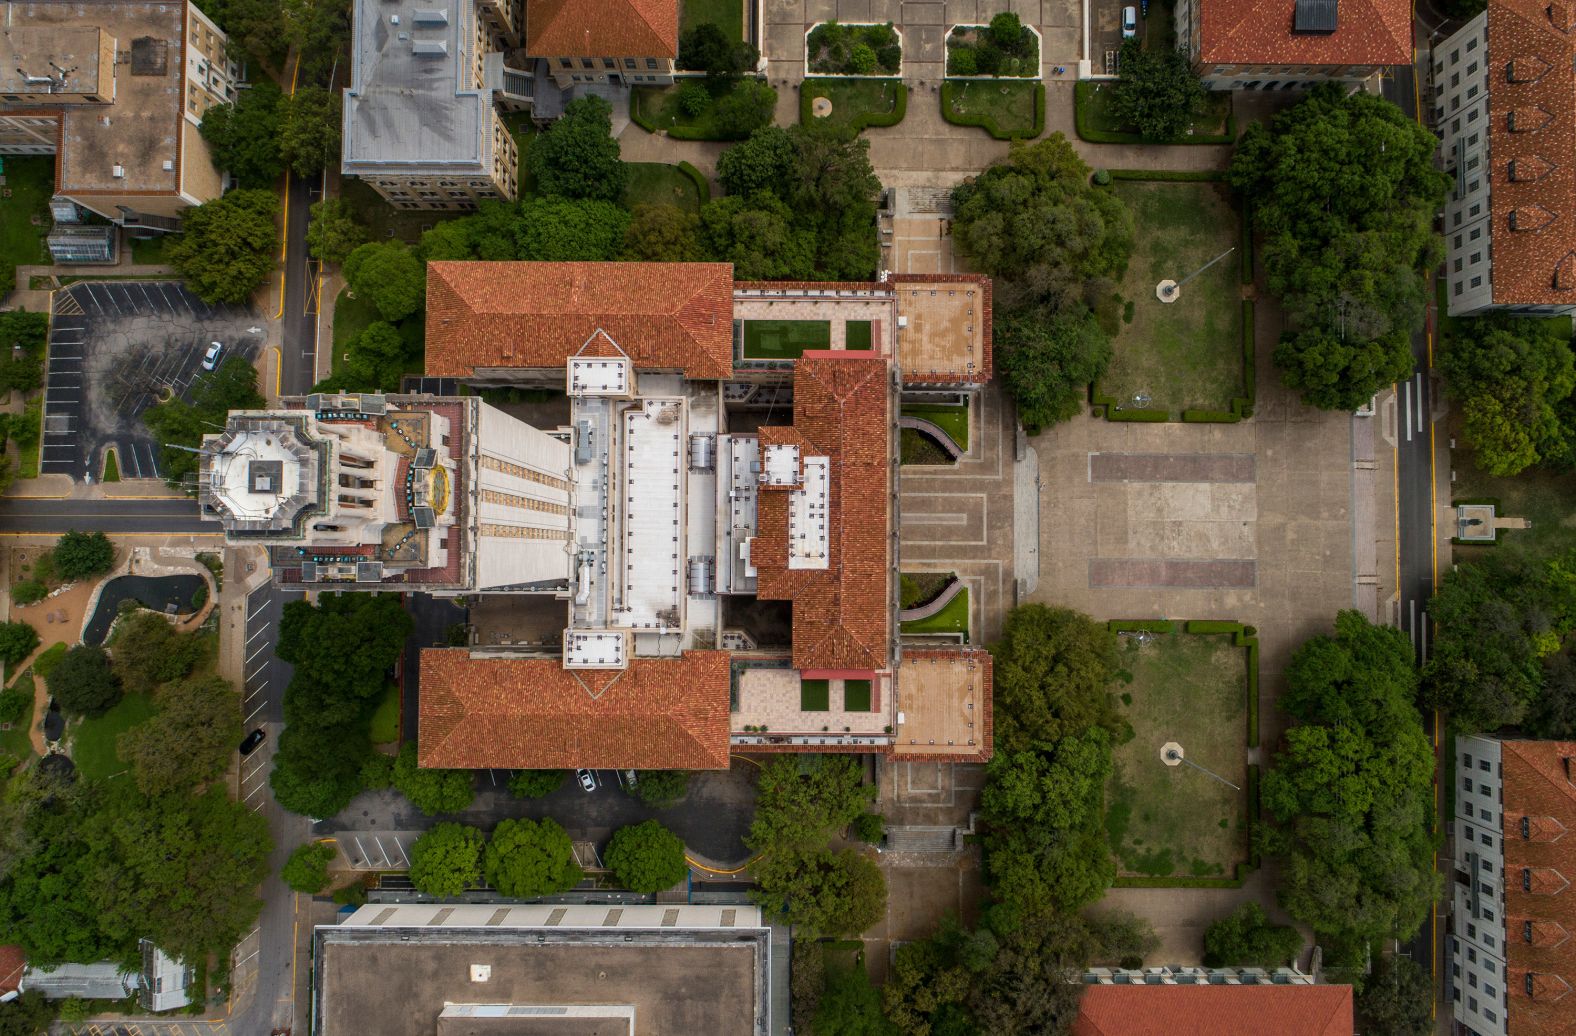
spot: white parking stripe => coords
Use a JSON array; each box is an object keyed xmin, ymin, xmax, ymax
[
  {"xmin": 245, "ymin": 701, "xmax": 267, "ymax": 723},
  {"xmin": 245, "ymin": 642, "xmax": 271, "ymax": 665},
  {"xmin": 246, "ymin": 624, "xmax": 270, "ymax": 646}
]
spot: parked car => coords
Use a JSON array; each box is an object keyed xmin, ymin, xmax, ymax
[
  {"xmin": 575, "ymin": 768, "xmax": 597, "ymax": 792},
  {"xmin": 1122, "ymin": 6, "xmax": 1138, "ymax": 36},
  {"xmin": 239, "ymin": 728, "xmax": 267, "ymax": 755},
  {"xmin": 202, "ymin": 341, "xmax": 224, "ymax": 371},
  {"xmin": 623, "ymin": 769, "xmax": 638, "ymax": 788}
]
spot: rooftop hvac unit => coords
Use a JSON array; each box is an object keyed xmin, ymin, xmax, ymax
[
  {"xmin": 412, "ymin": 39, "xmax": 448, "ymax": 56},
  {"xmin": 413, "ymin": 8, "xmax": 449, "ymax": 24}
]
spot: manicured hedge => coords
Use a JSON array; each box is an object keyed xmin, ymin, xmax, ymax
[
  {"xmin": 676, "ymin": 160, "xmax": 711, "ymax": 203},
  {"xmin": 1240, "ymin": 202, "xmax": 1254, "ymax": 285},
  {"xmin": 1114, "ymin": 869, "xmax": 1248, "ymax": 889},
  {"xmin": 1107, "ymin": 168, "xmax": 1229, "ymax": 182},
  {"xmin": 1106, "ymin": 619, "xmax": 1175, "ymax": 635},
  {"xmin": 799, "ymin": 78, "xmax": 908, "ymax": 131},
  {"xmin": 1089, "ymin": 383, "xmax": 1173, "ymax": 421},
  {"xmin": 938, "ymin": 80, "xmax": 1044, "ymax": 140},
  {"xmin": 1246, "ymin": 763, "xmax": 1261, "ymax": 868},
  {"xmin": 1073, "ymin": 81, "xmax": 1236, "ymax": 146}
]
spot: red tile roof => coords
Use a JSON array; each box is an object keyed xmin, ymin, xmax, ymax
[
  {"xmin": 424, "ymin": 262, "xmax": 734, "ymax": 379},
  {"xmin": 1501, "ymin": 739, "xmax": 1576, "ymax": 1036},
  {"xmin": 1197, "ymin": 0, "xmax": 1410, "ymax": 66},
  {"xmin": 1486, "ymin": 0, "xmax": 1576, "ymax": 306},
  {"xmin": 753, "ymin": 352, "xmax": 890, "ymax": 672},
  {"xmin": 1071, "ymin": 984, "xmax": 1353, "ymax": 1036},
  {"xmin": 526, "ymin": 0, "xmax": 678, "ymax": 58},
  {"xmin": 418, "ymin": 649, "xmax": 732, "ymax": 770},
  {"xmin": 0, "ymin": 946, "xmax": 23, "ymax": 996}
]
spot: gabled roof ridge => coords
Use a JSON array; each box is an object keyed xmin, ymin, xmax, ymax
[{"xmin": 1506, "ymin": 740, "xmax": 1576, "ymax": 806}]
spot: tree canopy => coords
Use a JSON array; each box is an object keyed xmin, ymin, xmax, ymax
[
  {"xmin": 343, "ymin": 242, "xmax": 426, "ymax": 322},
  {"xmin": 746, "ymin": 754, "xmax": 875, "ymax": 854},
  {"xmin": 108, "ymin": 608, "xmax": 206, "ymax": 695},
  {"xmin": 118, "ymin": 675, "xmax": 240, "ymax": 797},
  {"xmin": 1357, "ymin": 955, "xmax": 1433, "ymax": 1036},
  {"xmin": 408, "ymin": 822, "xmax": 483, "ymax": 897},
  {"xmin": 1261, "ymin": 610, "xmax": 1436, "ymax": 963},
  {"xmin": 482, "ymin": 817, "xmax": 582, "ymax": 898},
  {"xmin": 632, "ymin": 770, "xmax": 690, "ymax": 808},
  {"xmin": 997, "ymin": 309, "xmax": 1113, "ymax": 431},
  {"xmin": 52, "ymin": 531, "xmax": 114, "ymax": 581},
  {"xmin": 306, "ymin": 198, "xmax": 369, "ymax": 265},
  {"xmin": 507, "ymin": 769, "xmax": 564, "ymax": 799},
  {"xmin": 279, "ymin": 85, "xmax": 341, "ymax": 178},
  {"xmin": 281, "ymin": 841, "xmax": 336, "ymax": 894},
  {"xmin": 0, "ymin": 310, "xmax": 48, "ymax": 394},
  {"xmin": 1229, "ymin": 85, "xmax": 1447, "ymax": 410},
  {"xmin": 1108, "ymin": 41, "xmax": 1207, "ymax": 142},
  {"xmin": 143, "ymin": 355, "xmax": 265, "ymax": 488},
  {"xmin": 46, "ymin": 645, "xmax": 121, "ymax": 718},
  {"xmin": 678, "ymin": 22, "xmax": 759, "ymax": 77},
  {"xmin": 392, "ymin": 742, "xmax": 474, "ymax": 815},
  {"xmin": 0, "ymin": 622, "xmax": 38, "ymax": 669},
  {"xmin": 1201, "ymin": 902, "xmax": 1302, "ymax": 968},
  {"xmin": 529, "ymin": 96, "xmax": 626, "ymax": 202},
  {"xmin": 622, "ymin": 204, "xmax": 703, "ymax": 262},
  {"xmin": 752, "ymin": 848, "xmax": 886, "ymax": 936},
  {"xmin": 1439, "ymin": 314, "xmax": 1576, "ymax": 475},
  {"xmin": 168, "ymin": 189, "xmax": 280, "ymax": 305},
  {"xmin": 989, "ymin": 604, "xmax": 1119, "ymax": 750},
  {"xmin": 605, "ymin": 820, "xmax": 689, "ymax": 893},
  {"xmin": 1424, "ymin": 549, "xmax": 1576, "ymax": 733},
  {"xmin": 198, "ymin": 80, "xmax": 283, "ymax": 188}
]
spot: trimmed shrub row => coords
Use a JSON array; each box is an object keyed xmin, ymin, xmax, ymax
[
  {"xmin": 1107, "ymin": 168, "xmax": 1229, "ymax": 182},
  {"xmin": 1089, "ymin": 382, "xmax": 1172, "ymax": 420},
  {"xmin": 1106, "ymin": 619, "xmax": 1175, "ymax": 635},
  {"xmin": 1072, "ymin": 81, "xmax": 1236, "ymax": 146},
  {"xmin": 938, "ymin": 80, "xmax": 1044, "ymax": 140},
  {"xmin": 1114, "ymin": 868, "xmax": 1249, "ymax": 889},
  {"xmin": 676, "ymin": 160, "xmax": 711, "ymax": 203},
  {"xmin": 799, "ymin": 79, "xmax": 908, "ymax": 131},
  {"xmin": 629, "ymin": 92, "xmax": 659, "ymax": 133}
]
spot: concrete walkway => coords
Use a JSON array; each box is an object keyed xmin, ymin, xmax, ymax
[{"xmin": 14, "ymin": 262, "xmax": 174, "ymax": 293}]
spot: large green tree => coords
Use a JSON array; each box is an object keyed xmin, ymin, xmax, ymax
[
  {"xmin": 1229, "ymin": 84, "xmax": 1447, "ymax": 410},
  {"xmin": 281, "ymin": 841, "xmax": 336, "ymax": 894},
  {"xmin": 1108, "ymin": 41, "xmax": 1206, "ymax": 142},
  {"xmin": 279, "ymin": 85, "xmax": 341, "ymax": 178},
  {"xmin": 752, "ymin": 848, "xmax": 885, "ymax": 936},
  {"xmin": 0, "ymin": 311, "xmax": 48, "ymax": 394},
  {"xmin": 951, "ymin": 134, "xmax": 1133, "ymax": 315},
  {"xmin": 1261, "ymin": 610, "xmax": 1436, "ymax": 964},
  {"xmin": 1201, "ymin": 902, "xmax": 1302, "ymax": 968},
  {"xmin": 46, "ymin": 645, "xmax": 121, "ymax": 718},
  {"xmin": 1439, "ymin": 314, "xmax": 1576, "ymax": 475},
  {"xmin": 52, "ymin": 531, "xmax": 114, "ymax": 581},
  {"xmin": 1272, "ymin": 326, "xmax": 1414, "ymax": 413},
  {"xmin": 118, "ymin": 675, "xmax": 240, "ymax": 797},
  {"xmin": 108, "ymin": 608, "xmax": 206, "ymax": 695},
  {"xmin": 605, "ymin": 820, "xmax": 688, "ymax": 893},
  {"xmin": 342, "ymin": 242, "xmax": 425, "ymax": 322},
  {"xmin": 306, "ymin": 198, "xmax": 369, "ymax": 265},
  {"xmin": 0, "ymin": 621, "xmax": 38, "ymax": 668},
  {"xmin": 622, "ymin": 205, "xmax": 703, "ymax": 262},
  {"xmin": 198, "ymin": 81, "xmax": 284, "ymax": 188},
  {"xmin": 142, "ymin": 355, "xmax": 265, "ymax": 488},
  {"xmin": 168, "ymin": 189, "xmax": 280, "ymax": 305},
  {"xmin": 529, "ymin": 95, "xmax": 626, "ymax": 202},
  {"xmin": 996, "ymin": 309, "xmax": 1112, "ymax": 430},
  {"xmin": 408, "ymin": 822, "xmax": 483, "ymax": 897},
  {"xmin": 392, "ymin": 742, "xmax": 474, "ymax": 816},
  {"xmin": 482, "ymin": 817, "xmax": 582, "ymax": 897},
  {"xmin": 632, "ymin": 770, "xmax": 690, "ymax": 808},
  {"xmin": 989, "ymin": 604, "xmax": 1118, "ymax": 750},
  {"xmin": 515, "ymin": 198, "xmax": 630, "ymax": 261},
  {"xmin": 746, "ymin": 754, "xmax": 874, "ymax": 854},
  {"xmin": 1357, "ymin": 955, "xmax": 1433, "ymax": 1036},
  {"xmin": 507, "ymin": 769, "xmax": 565, "ymax": 799}
]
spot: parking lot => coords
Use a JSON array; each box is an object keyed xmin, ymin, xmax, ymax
[
  {"xmin": 43, "ymin": 281, "xmax": 264, "ymax": 481},
  {"xmin": 1093, "ymin": 0, "xmax": 1148, "ymax": 73}
]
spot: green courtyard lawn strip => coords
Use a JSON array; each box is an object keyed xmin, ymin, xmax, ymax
[
  {"xmin": 73, "ymin": 691, "xmax": 158, "ymax": 781},
  {"xmin": 900, "ymin": 588, "xmax": 968, "ymax": 638},
  {"xmin": 801, "ymin": 679, "xmax": 830, "ymax": 712},
  {"xmin": 740, "ymin": 319, "xmax": 832, "ymax": 360},
  {"xmin": 900, "ymin": 402, "xmax": 968, "ymax": 452},
  {"xmin": 1450, "ymin": 452, "xmax": 1576, "ymax": 565},
  {"xmin": 623, "ymin": 162, "xmax": 706, "ymax": 214},
  {"xmin": 800, "ymin": 78, "xmax": 907, "ymax": 132},
  {"xmin": 1094, "ymin": 179, "xmax": 1247, "ymax": 421},
  {"xmin": 0, "ymin": 673, "xmax": 35, "ymax": 768},
  {"xmin": 939, "ymin": 80, "xmax": 1043, "ymax": 140},
  {"xmin": 101, "ymin": 449, "xmax": 120, "ymax": 483},
  {"xmin": 843, "ymin": 680, "xmax": 872, "ymax": 712},
  {"xmin": 1072, "ymin": 80, "xmax": 1234, "ymax": 145},
  {"xmin": 844, "ymin": 320, "xmax": 873, "ymax": 349},
  {"xmin": 1104, "ymin": 626, "xmax": 1250, "ymax": 881},
  {"xmin": 680, "ymin": 0, "xmax": 744, "ymax": 39},
  {"xmin": 0, "ymin": 157, "xmax": 54, "ymax": 293},
  {"xmin": 368, "ymin": 684, "xmax": 400, "ymax": 745}
]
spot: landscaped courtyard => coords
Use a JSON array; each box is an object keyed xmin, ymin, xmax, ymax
[
  {"xmin": 802, "ymin": 78, "xmax": 906, "ymax": 132},
  {"xmin": 739, "ymin": 319, "xmax": 831, "ymax": 360},
  {"xmin": 1096, "ymin": 180, "xmax": 1248, "ymax": 419},
  {"xmin": 1105, "ymin": 626, "xmax": 1251, "ymax": 879}
]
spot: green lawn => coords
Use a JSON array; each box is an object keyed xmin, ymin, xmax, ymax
[
  {"xmin": 800, "ymin": 678, "xmax": 830, "ymax": 711},
  {"xmin": 128, "ymin": 234, "xmax": 178, "ymax": 266},
  {"xmin": 72, "ymin": 691, "xmax": 158, "ymax": 781},
  {"xmin": 0, "ymin": 673, "xmax": 36, "ymax": 769},
  {"xmin": 680, "ymin": 0, "xmax": 743, "ymax": 38},
  {"xmin": 633, "ymin": 82, "xmax": 756, "ymax": 140},
  {"xmin": 1074, "ymin": 80, "xmax": 1233, "ymax": 142},
  {"xmin": 32, "ymin": 643, "xmax": 66, "ymax": 680},
  {"xmin": 845, "ymin": 320, "xmax": 872, "ymax": 349},
  {"xmin": 801, "ymin": 78, "xmax": 906, "ymax": 132},
  {"xmin": 1105, "ymin": 630, "xmax": 1249, "ymax": 878},
  {"xmin": 899, "ymin": 427, "xmax": 954, "ymax": 466},
  {"xmin": 101, "ymin": 447, "xmax": 120, "ymax": 482},
  {"xmin": 369, "ymin": 683, "xmax": 400, "ymax": 745},
  {"xmin": 1451, "ymin": 452, "xmax": 1576, "ymax": 563},
  {"xmin": 740, "ymin": 319, "xmax": 831, "ymax": 359},
  {"xmin": 623, "ymin": 162, "xmax": 706, "ymax": 214},
  {"xmin": 333, "ymin": 287, "xmax": 379, "ymax": 351},
  {"xmin": 900, "ymin": 587, "xmax": 969, "ymax": 640},
  {"xmin": 0, "ymin": 157, "xmax": 54, "ymax": 293},
  {"xmin": 1096, "ymin": 181, "xmax": 1247, "ymax": 418},
  {"xmin": 901, "ymin": 402, "xmax": 968, "ymax": 452},
  {"xmin": 941, "ymin": 79, "xmax": 1042, "ymax": 139},
  {"xmin": 843, "ymin": 679, "xmax": 871, "ymax": 712},
  {"xmin": 341, "ymin": 179, "xmax": 468, "ymax": 245}
]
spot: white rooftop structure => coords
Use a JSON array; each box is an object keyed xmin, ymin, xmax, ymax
[
  {"xmin": 617, "ymin": 397, "xmax": 685, "ymax": 630},
  {"xmin": 762, "ymin": 444, "xmax": 800, "ymax": 487},
  {"xmin": 563, "ymin": 629, "xmax": 628, "ymax": 669},
  {"xmin": 787, "ymin": 456, "xmax": 830, "ymax": 569},
  {"xmin": 207, "ymin": 430, "xmax": 304, "ymax": 524},
  {"xmin": 568, "ymin": 356, "xmax": 631, "ymax": 397}
]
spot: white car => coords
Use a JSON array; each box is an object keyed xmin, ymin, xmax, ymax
[
  {"xmin": 575, "ymin": 768, "xmax": 597, "ymax": 792},
  {"xmin": 201, "ymin": 341, "xmax": 223, "ymax": 371},
  {"xmin": 1122, "ymin": 5, "xmax": 1138, "ymax": 37}
]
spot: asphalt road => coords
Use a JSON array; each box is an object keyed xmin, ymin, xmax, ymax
[
  {"xmin": 278, "ymin": 168, "xmax": 321, "ymax": 399},
  {"xmin": 0, "ymin": 497, "xmax": 211, "ymax": 534}
]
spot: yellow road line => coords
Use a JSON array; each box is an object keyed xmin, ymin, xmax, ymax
[{"xmin": 686, "ymin": 853, "xmax": 759, "ymax": 876}]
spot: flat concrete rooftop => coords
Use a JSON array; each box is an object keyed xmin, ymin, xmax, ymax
[{"xmin": 316, "ymin": 927, "xmax": 766, "ymax": 1036}]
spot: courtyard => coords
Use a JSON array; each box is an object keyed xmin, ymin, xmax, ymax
[
  {"xmin": 1105, "ymin": 626, "xmax": 1251, "ymax": 880},
  {"xmin": 1095, "ymin": 180, "xmax": 1249, "ymax": 420}
]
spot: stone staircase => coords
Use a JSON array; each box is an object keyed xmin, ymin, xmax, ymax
[{"xmin": 883, "ymin": 825, "xmax": 961, "ymax": 852}]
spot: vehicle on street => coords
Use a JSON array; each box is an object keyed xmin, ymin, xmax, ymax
[
  {"xmin": 240, "ymin": 728, "xmax": 267, "ymax": 755},
  {"xmin": 202, "ymin": 341, "xmax": 224, "ymax": 371},
  {"xmin": 1122, "ymin": 6, "xmax": 1138, "ymax": 37},
  {"xmin": 576, "ymin": 768, "xmax": 597, "ymax": 792}
]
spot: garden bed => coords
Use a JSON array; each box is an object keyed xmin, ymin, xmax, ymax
[
  {"xmin": 901, "ymin": 402, "xmax": 968, "ymax": 451},
  {"xmin": 899, "ymin": 427, "xmax": 954, "ymax": 466},
  {"xmin": 1092, "ymin": 179, "xmax": 1250, "ymax": 421},
  {"xmin": 1073, "ymin": 80, "xmax": 1234, "ymax": 145},
  {"xmin": 946, "ymin": 17, "xmax": 1039, "ymax": 77},
  {"xmin": 807, "ymin": 22, "xmax": 901, "ymax": 76},
  {"xmin": 630, "ymin": 80, "xmax": 769, "ymax": 141},
  {"xmin": 900, "ymin": 587, "xmax": 969, "ymax": 639},
  {"xmin": 1104, "ymin": 624, "xmax": 1252, "ymax": 880},
  {"xmin": 623, "ymin": 161, "xmax": 709, "ymax": 213},
  {"xmin": 900, "ymin": 571, "xmax": 956, "ymax": 610},
  {"xmin": 940, "ymin": 79, "xmax": 1044, "ymax": 140},
  {"xmin": 800, "ymin": 78, "xmax": 907, "ymax": 131}
]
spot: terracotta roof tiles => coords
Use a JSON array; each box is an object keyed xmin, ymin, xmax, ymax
[
  {"xmin": 418, "ymin": 649, "xmax": 732, "ymax": 770},
  {"xmin": 526, "ymin": 0, "xmax": 678, "ymax": 58},
  {"xmin": 1070, "ymin": 984, "xmax": 1354, "ymax": 1036},
  {"xmin": 424, "ymin": 262, "xmax": 734, "ymax": 379},
  {"xmin": 1501, "ymin": 739, "xmax": 1576, "ymax": 1036},
  {"xmin": 1197, "ymin": 0, "xmax": 1410, "ymax": 66}
]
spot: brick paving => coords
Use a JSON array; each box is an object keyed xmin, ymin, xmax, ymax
[{"xmin": 1088, "ymin": 557, "xmax": 1258, "ymax": 588}]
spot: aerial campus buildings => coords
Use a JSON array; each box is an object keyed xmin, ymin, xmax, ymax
[{"xmin": 200, "ymin": 261, "xmax": 996, "ymax": 771}]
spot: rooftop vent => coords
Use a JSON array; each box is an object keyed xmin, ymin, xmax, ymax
[
  {"xmin": 111, "ymin": 164, "xmax": 124, "ymax": 178},
  {"xmin": 411, "ymin": 39, "xmax": 448, "ymax": 56},
  {"xmin": 1293, "ymin": 0, "xmax": 1338, "ymax": 33},
  {"xmin": 1509, "ymin": 55, "xmax": 1552, "ymax": 82},
  {"xmin": 1510, "ymin": 205, "xmax": 1557, "ymax": 231},
  {"xmin": 413, "ymin": 8, "xmax": 449, "ymax": 24}
]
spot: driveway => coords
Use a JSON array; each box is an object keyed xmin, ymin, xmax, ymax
[{"xmin": 43, "ymin": 281, "xmax": 263, "ymax": 481}]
